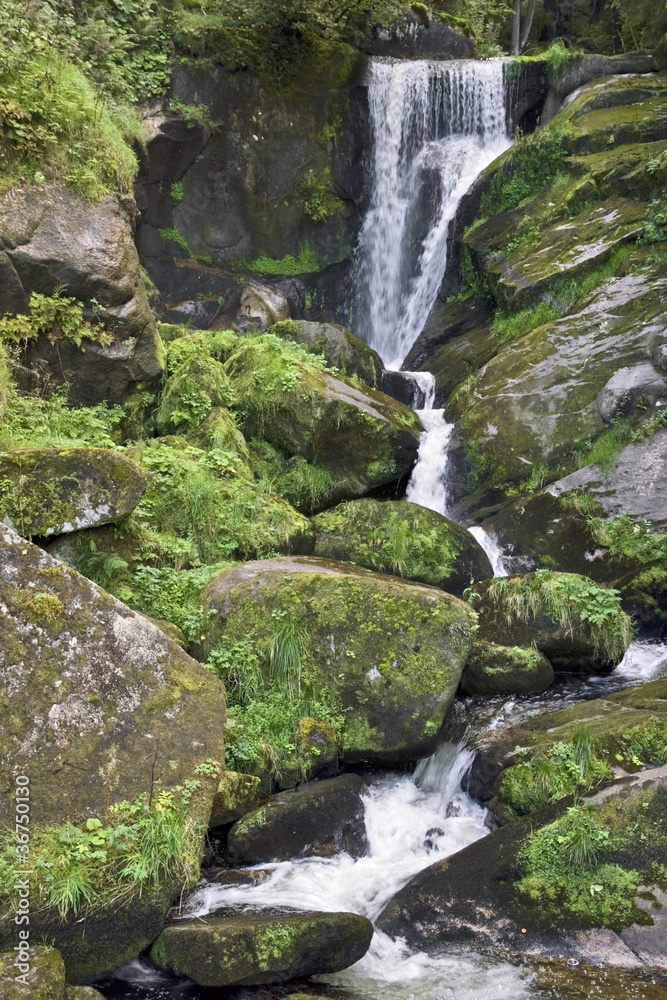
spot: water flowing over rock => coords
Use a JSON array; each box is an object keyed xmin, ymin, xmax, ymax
[{"xmin": 354, "ymin": 59, "xmax": 510, "ymax": 368}]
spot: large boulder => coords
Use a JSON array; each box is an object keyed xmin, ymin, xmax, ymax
[
  {"xmin": 225, "ymin": 335, "xmax": 423, "ymax": 505},
  {"xmin": 0, "ymin": 447, "xmax": 147, "ymax": 537},
  {"xmin": 360, "ymin": 11, "xmax": 474, "ymax": 58},
  {"xmin": 469, "ymin": 572, "xmax": 633, "ymax": 672},
  {"xmin": 150, "ymin": 906, "xmax": 374, "ymax": 986},
  {"xmin": 203, "ymin": 556, "xmax": 476, "ymax": 766},
  {"xmin": 311, "ymin": 499, "xmax": 492, "ymax": 597},
  {"xmin": 227, "ymin": 774, "xmax": 368, "ymax": 864},
  {"xmin": 210, "ymin": 771, "xmax": 263, "ymax": 828},
  {"xmin": 0, "ymin": 525, "xmax": 226, "ymax": 980},
  {"xmin": 459, "ymin": 641, "xmax": 554, "ymax": 697},
  {"xmin": 377, "ymin": 765, "xmax": 667, "ymax": 968},
  {"xmin": 272, "ymin": 319, "xmax": 384, "ymax": 388},
  {"xmin": 0, "ymin": 183, "xmax": 164, "ymax": 405}
]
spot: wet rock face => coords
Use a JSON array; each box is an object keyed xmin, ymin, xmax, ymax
[
  {"xmin": 227, "ymin": 774, "xmax": 369, "ymax": 864},
  {"xmin": 459, "ymin": 642, "xmax": 554, "ymax": 697},
  {"xmin": 150, "ymin": 906, "xmax": 374, "ymax": 986},
  {"xmin": 0, "ymin": 183, "xmax": 164, "ymax": 405},
  {"xmin": 0, "ymin": 448, "xmax": 147, "ymax": 537},
  {"xmin": 203, "ymin": 556, "xmax": 477, "ymax": 766},
  {"xmin": 311, "ymin": 498, "xmax": 492, "ymax": 597},
  {"xmin": 596, "ymin": 364, "xmax": 667, "ymax": 423}
]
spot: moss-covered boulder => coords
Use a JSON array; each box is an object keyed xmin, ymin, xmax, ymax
[
  {"xmin": 469, "ymin": 572, "xmax": 633, "ymax": 672},
  {"xmin": 227, "ymin": 774, "xmax": 368, "ymax": 864},
  {"xmin": 0, "ymin": 946, "xmax": 66, "ymax": 1000},
  {"xmin": 203, "ymin": 556, "xmax": 476, "ymax": 766},
  {"xmin": 224, "ymin": 335, "xmax": 422, "ymax": 505},
  {"xmin": 312, "ymin": 499, "xmax": 492, "ymax": 597},
  {"xmin": 297, "ymin": 716, "xmax": 339, "ymax": 778},
  {"xmin": 150, "ymin": 906, "xmax": 374, "ymax": 986},
  {"xmin": 0, "ymin": 448, "xmax": 146, "ymax": 537},
  {"xmin": 0, "ymin": 525, "xmax": 226, "ymax": 980},
  {"xmin": 459, "ymin": 642, "xmax": 554, "ymax": 697},
  {"xmin": 271, "ymin": 319, "xmax": 384, "ymax": 388},
  {"xmin": 156, "ymin": 355, "xmax": 234, "ymax": 436},
  {"xmin": 209, "ymin": 771, "xmax": 263, "ymax": 828}
]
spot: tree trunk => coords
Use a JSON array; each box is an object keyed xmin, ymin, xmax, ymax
[
  {"xmin": 511, "ymin": 0, "xmax": 521, "ymax": 55},
  {"xmin": 519, "ymin": 0, "xmax": 537, "ymax": 51}
]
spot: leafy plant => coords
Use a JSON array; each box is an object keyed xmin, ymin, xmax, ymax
[{"xmin": 0, "ymin": 288, "xmax": 112, "ymax": 350}]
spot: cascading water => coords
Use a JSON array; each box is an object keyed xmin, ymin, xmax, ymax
[{"xmin": 354, "ymin": 58, "xmax": 510, "ymax": 574}]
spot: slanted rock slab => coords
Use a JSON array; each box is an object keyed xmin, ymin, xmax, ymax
[
  {"xmin": 150, "ymin": 906, "xmax": 374, "ymax": 986},
  {"xmin": 227, "ymin": 774, "xmax": 368, "ymax": 864},
  {"xmin": 0, "ymin": 447, "xmax": 147, "ymax": 537}
]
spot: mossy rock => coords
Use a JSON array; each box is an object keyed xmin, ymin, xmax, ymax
[
  {"xmin": 0, "ymin": 447, "xmax": 147, "ymax": 537},
  {"xmin": 271, "ymin": 319, "xmax": 384, "ymax": 388},
  {"xmin": 202, "ymin": 556, "xmax": 476, "ymax": 766},
  {"xmin": 0, "ymin": 946, "xmax": 66, "ymax": 999},
  {"xmin": 0, "ymin": 525, "xmax": 227, "ymax": 980},
  {"xmin": 561, "ymin": 76, "xmax": 667, "ymax": 155},
  {"xmin": 311, "ymin": 499, "xmax": 492, "ymax": 597},
  {"xmin": 297, "ymin": 716, "xmax": 339, "ymax": 778},
  {"xmin": 224, "ymin": 335, "xmax": 422, "ymax": 501},
  {"xmin": 67, "ymin": 989, "xmax": 105, "ymax": 999},
  {"xmin": 469, "ymin": 572, "xmax": 633, "ymax": 672},
  {"xmin": 227, "ymin": 774, "xmax": 368, "ymax": 864},
  {"xmin": 460, "ymin": 641, "xmax": 554, "ymax": 696},
  {"xmin": 209, "ymin": 771, "xmax": 262, "ymax": 828},
  {"xmin": 156, "ymin": 355, "xmax": 234, "ymax": 436},
  {"xmin": 150, "ymin": 906, "xmax": 373, "ymax": 986}
]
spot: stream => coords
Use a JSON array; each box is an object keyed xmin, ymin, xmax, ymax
[{"xmin": 99, "ymin": 56, "xmax": 667, "ymax": 1000}]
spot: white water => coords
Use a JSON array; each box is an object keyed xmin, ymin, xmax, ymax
[
  {"xmin": 184, "ymin": 745, "xmax": 533, "ymax": 994},
  {"xmin": 354, "ymin": 58, "xmax": 511, "ymax": 575},
  {"xmin": 356, "ymin": 58, "xmax": 510, "ymax": 369}
]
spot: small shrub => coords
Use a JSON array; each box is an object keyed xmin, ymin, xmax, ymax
[{"xmin": 0, "ymin": 289, "xmax": 112, "ymax": 350}]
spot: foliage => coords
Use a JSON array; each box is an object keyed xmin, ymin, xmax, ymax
[
  {"xmin": 0, "ymin": 781, "xmax": 204, "ymax": 918},
  {"xmin": 621, "ymin": 717, "xmax": 667, "ymax": 766},
  {"xmin": 301, "ymin": 168, "xmax": 346, "ymax": 223},
  {"xmin": 516, "ymin": 804, "xmax": 641, "ymax": 927},
  {"xmin": 641, "ymin": 194, "xmax": 667, "ymax": 246},
  {"xmin": 169, "ymin": 97, "xmax": 220, "ymax": 138},
  {"xmin": 497, "ymin": 728, "xmax": 611, "ymax": 814},
  {"xmin": 486, "ymin": 570, "xmax": 633, "ymax": 663},
  {"xmin": 0, "ymin": 387, "xmax": 124, "ymax": 449},
  {"xmin": 0, "ymin": 289, "xmax": 112, "ymax": 349},
  {"xmin": 245, "ymin": 245, "xmax": 320, "ymax": 275},
  {"xmin": 479, "ymin": 120, "xmax": 567, "ymax": 220},
  {"xmin": 491, "ymin": 301, "xmax": 561, "ymax": 346}
]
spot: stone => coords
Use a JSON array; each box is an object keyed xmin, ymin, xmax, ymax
[
  {"xmin": 0, "ymin": 183, "xmax": 164, "ymax": 405},
  {"xmin": 227, "ymin": 336, "xmax": 423, "ymax": 505},
  {"xmin": 0, "ymin": 946, "xmax": 66, "ymax": 1000},
  {"xmin": 548, "ymin": 429, "xmax": 667, "ymax": 531},
  {"xmin": 274, "ymin": 319, "xmax": 383, "ymax": 388},
  {"xmin": 311, "ymin": 499, "xmax": 492, "ymax": 597},
  {"xmin": 227, "ymin": 774, "xmax": 368, "ymax": 864},
  {"xmin": 360, "ymin": 11, "xmax": 474, "ymax": 59},
  {"xmin": 469, "ymin": 572, "xmax": 632, "ymax": 673},
  {"xmin": 156, "ymin": 355, "xmax": 234, "ymax": 437},
  {"xmin": 67, "ymin": 990, "xmax": 106, "ymax": 999},
  {"xmin": 381, "ymin": 370, "xmax": 428, "ymax": 408},
  {"xmin": 150, "ymin": 906, "xmax": 374, "ymax": 986},
  {"xmin": 655, "ymin": 33, "xmax": 667, "ymax": 72},
  {"xmin": 229, "ymin": 281, "xmax": 291, "ymax": 333},
  {"xmin": 0, "ymin": 447, "xmax": 147, "ymax": 537},
  {"xmin": 203, "ymin": 556, "xmax": 476, "ymax": 766},
  {"xmin": 596, "ymin": 364, "xmax": 667, "ymax": 423},
  {"xmin": 0, "ymin": 525, "xmax": 226, "ymax": 980},
  {"xmin": 297, "ymin": 717, "xmax": 339, "ymax": 779},
  {"xmin": 459, "ymin": 642, "xmax": 554, "ymax": 697},
  {"xmin": 210, "ymin": 772, "xmax": 263, "ymax": 828}
]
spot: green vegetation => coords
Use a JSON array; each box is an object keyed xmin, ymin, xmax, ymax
[
  {"xmin": 0, "ymin": 388, "xmax": 124, "ymax": 449},
  {"xmin": 0, "ymin": 289, "xmax": 113, "ymax": 350},
  {"xmin": 0, "ymin": 781, "xmax": 205, "ymax": 918},
  {"xmin": 478, "ymin": 121, "xmax": 567, "ymax": 221},
  {"xmin": 246, "ymin": 245, "xmax": 320, "ymax": 275},
  {"xmin": 497, "ymin": 728, "xmax": 611, "ymax": 815},
  {"xmin": 491, "ymin": 300, "xmax": 561, "ymax": 346},
  {"xmin": 486, "ymin": 570, "xmax": 633, "ymax": 664},
  {"xmin": 301, "ymin": 168, "xmax": 346, "ymax": 223},
  {"xmin": 580, "ymin": 406, "xmax": 667, "ymax": 473},
  {"xmin": 621, "ymin": 717, "xmax": 667, "ymax": 766}
]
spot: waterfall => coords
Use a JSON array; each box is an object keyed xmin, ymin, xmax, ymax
[
  {"xmin": 353, "ymin": 58, "xmax": 511, "ymax": 575},
  {"xmin": 355, "ymin": 58, "xmax": 510, "ymax": 369}
]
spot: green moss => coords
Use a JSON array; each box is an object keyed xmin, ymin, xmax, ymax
[
  {"xmin": 245, "ymin": 244, "xmax": 320, "ymax": 275},
  {"xmin": 479, "ymin": 120, "xmax": 567, "ymax": 221}
]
